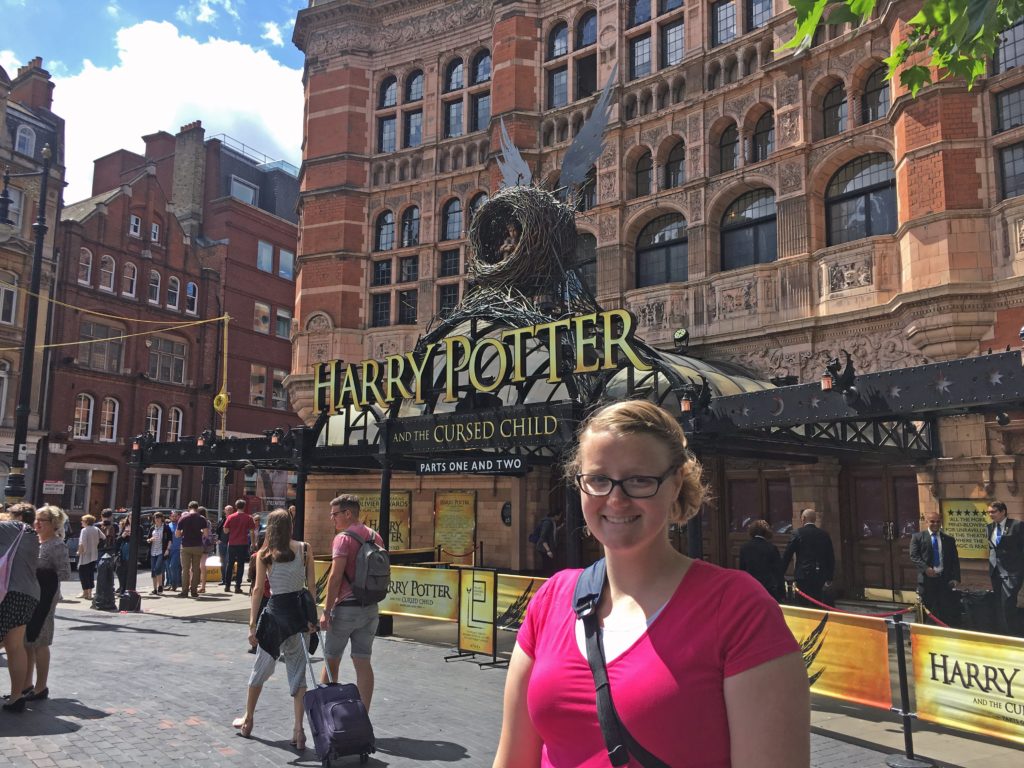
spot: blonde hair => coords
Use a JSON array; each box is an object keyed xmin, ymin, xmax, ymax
[
  {"xmin": 82, "ymin": 514, "xmax": 96, "ymax": 526},
  {"xmin": 564, "ymin": 399, "xmax": 707, "ymax": 523},
  {"xmin": 35, "ymin": 505, "xmax": 68, "ymax": 538}
]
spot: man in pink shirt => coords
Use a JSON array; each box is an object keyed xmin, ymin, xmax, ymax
[{"xmin": 223, "ymin": 499, "xmax": 257, "ymax": 594}]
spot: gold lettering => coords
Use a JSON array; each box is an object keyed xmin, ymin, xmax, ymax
[
  {"xmin": 602, "ymin": 309, "xmax": 651, "ymax": 372},
  {"xmin": 572, "ymin": 313, "xmax": 601, "ymax": 373},
  {"xmin": 469, "ymin": 338, "xmax": 509, "ymax": 393},
  {"xmin": 535, "ymin": 317, "xmax": 572, "ymax": 383},
  {"xmin": 442, "ymin": 336, "xmax": 472, "ymax": 402},
  {"xmin": 543, "ymin": 415, "xmax": 558, "ymax": 435},
  {"xmin": 338, "ymin": 364, "xmax": 361, "ymax": 409},
  {"xmin": 360, "ymin": 359, "xmax": 385, "ymax": 406},
  {"xmin": 383, "ymin": 354, "xmax": 413, "ymax": 403},
  {"xmin": 404, "ymin": 344, "xmax": 435, "ymax": 403},
  {"xmin": 314, "ymin": 361, "xmax": 338, "ymax": 414},
  {"xmin": 500, "ymin": 326, "xmax": 533, "ymax": 382}
]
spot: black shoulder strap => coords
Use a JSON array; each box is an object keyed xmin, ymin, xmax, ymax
[{"xmin": 573, "ymin": 561, "xmax": 670, "ymax": 768}]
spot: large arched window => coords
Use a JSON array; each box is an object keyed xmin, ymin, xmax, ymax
[
  {"xmin": 379, "ymin": 75, "xmax": 398, "ymax": 108},
  {"xmin": 721, "ymin": 188, "xmax": 777, "ymax": 271},
  {"xmin": 468, "ymin": 193, "xmax": 489, "ymax": 222},
  {"xmin": 548, "ymin": 22, "xmax": 569, "ymax": 59},
  {"xmin": 99, "ymin": 255, "xmax": 116, "ymax": 291},
  {"xmin": 73, "ymin": 393, "xmax": 94, "ymax": 439},
  {"xmin": 122, "ymin": 262, "xmax": 137, "ymax": 296},
  {"xmin": 186, "ymin": 281, "xmax": 198, "ymax": 314},
  {"xmin": 375, "ymin": 210, "xmax": 395, "ymax": 251},
  {"xmin": 750, "ymin": 111, "xmax": 774, "ymax": 163},
  {"xmin": 861, "ymin": 66, "xmax": 890, "ymax": 123},
  {"xmin": 636, "ymin": 213, "xmax": 688, "ymax": 287},
  {"xmin": 401, "ymin": 206, "xmax": 420, "ymax": 248},
  {"xmin": 441, "ymin": 199, "xmax": 462, "ymax": 241},
  {"xmin": 822, "ymin": 84, "xmax": 847, "ymax": 138},
  {"xmin": 445, "ymin": 58, "xmax": 464, "ymax": 92},
  {"xmin": 167, "ymin": 276, "xmax": 180, "ymax": 309},
  {"xmin": 826, "ymin": 154, "xmax": 897, "ymax": 246},
  {"xmin": 168, "ymin": 406, "xmax": 184, "ymax": 441},
  {"xmin": 99, "ymin": 397, "xmax": 119, "ymax": 442},
  {"xmin": 78, "ymin": 249, "xmax": 93, "ymax": 284},
  {"xmin": 577, "ymin": 10, "xmax": 598, "ymax": 48},
  {"xmin": 14, "ymin": 125, "xmax": 35, "ymax": 156},
  {"xmin": 634, "ymin": 151, "xmax": 653, "ymax": 197},
  {"xmin": 665, "ymin": 142, "xmax": 686, "ymax": 188},
  {"xmin": 472, "ymin": 50, "xmax": 492, "ymax": 84},
  {"xmin": 406, "ymin": 70, "xmax": 424, "ymax": 102},
  {"xmin": 145, "ymin": 403, "xmax": 162, "ymax": 437},
  {"xmin": 719, "ymin": 124, "xmax": 739, "ymax": 173}
]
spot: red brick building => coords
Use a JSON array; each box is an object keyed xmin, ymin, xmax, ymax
[
  {"xmin": 45, "ymin": 122, "xmax": 301, "ymax": 518},
  {"xmin": 289, "ymin": 1, "xmax": 1024, "ymax": 594}
]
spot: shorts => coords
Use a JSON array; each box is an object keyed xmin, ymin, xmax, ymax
[{"xmin": 324, "ymin": 603, "xmax": 379, "ymax": 660}]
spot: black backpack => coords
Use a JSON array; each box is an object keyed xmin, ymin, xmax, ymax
[{"xmin": 342, "ymin": 530, "xmax": 390, "ymax": 605}]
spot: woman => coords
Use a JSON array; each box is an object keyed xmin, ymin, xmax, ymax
[
  {"xmin": 77, "ymin": 514, "xmax": 100, "ymax": 601},
  {"xmin": 739, "ymin": 519, "xmax": 785, "ymax": 603},
  {"xmin": 231, "ymin": 508, "xmax": 315, "ymax": 750},
  {"xmin": 116, "ymin": 515, "xmax": 132, "ymax": 594},
  {"xmin": 146, "ymin": 512, "xmax": 173, "ymax": 595},
  {"xmin": 0, "ymin": 506, "xmax": 39, "ymax": 712},
  {"xmin": 165, "ymin": 510, "xmax": 182, "ymax": 592},
  {"xmin": 23, "ymin": 505, "xmax": 71, "ymax": 704},
  {"xmin": 493, "ymin": 400, "xmax": 809, "ymax": 768}
]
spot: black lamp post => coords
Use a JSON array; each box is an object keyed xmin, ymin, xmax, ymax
[{"xmin": 0, "ymin": 144, "xmax": 53, "ymax": 502}]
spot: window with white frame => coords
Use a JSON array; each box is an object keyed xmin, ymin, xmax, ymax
[
  {"xmin": 99, "ymin": 397, "xmax": 119, "ymax": 442},
  {"xmin": 157, "ymin": 473, "xmax": 181, "ymax": 508},
  {"xmin": 167, "ymin": 406, "xmax": 183, "ymax": 441},
  {"xmin": 276, "ymin": 309, "xmax": 292, "ymax": 338},
  {"xmin": 78, "ymin": 249, "xmax": 93, "ymax": 284},
  {"xmin": 129, "ymin": 214, "xmax": 142, "ymax": 238},
  {"xmin": 257, "ymin": 240, "xmax": 274, "ymax": 272},
  {"xmin": 145, "ymin": 403, "xmax": 162, "ymax": 436},
  {"xmin": 185, "ymin": 281, "xmax": 198, "ymax": 314},
  {"xmin": 167, "ymin": 277, "xmax": 180, "ymax": 309},
  {"xmin": 148, "ymin": 270, "xmax": 160, "ymax": 303},
  {"xmin": 15, "ymin": 125, "xmax": 35, "ymax": 156},
  {"xmin": 230, "ymin": 176, "xmax": 258, "ymax": 205},
  {"xmin": 122, "ymin": 262, "xmax": 137, "ymax": 296},
  {"xmin": 4, "ymin": 188, "xmax": 22, "ymax": 229},
  {"xmin": 73, "ymin": 393, "xmax": 94, "ymax": 439},
  {"xmin": 0, "ymin": 275, "xmax": 15, "ymax": 325},
  {"xmin": 250, "ymin": 363, "xmax": 267, "ymax": 406},
  {"xmin": 150, "ymin": 222, "xmax": 160, "ymax": 244},
  {"xmin": 272, "ymin": 369, "xmax": 288, "ymax": 409},
  {"xmin": 65, "ymin": 468, "xmax": 89, "ymax": 513},
  {"xmin": 279, "ymin": 249, "xmax": 295, "ymax": 280},
  {"xmin": 99, "ymin": 255, "xmax": 115, "ymax": 291},
  {"xmin": 148, "ymin": 337, "xmax": 186, "ymax": 384},
  {"xmin": 78, "ymin": 321, "xmax": 124, "ymax": 373}
]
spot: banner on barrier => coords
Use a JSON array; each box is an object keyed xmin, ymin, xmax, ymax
[
  {"xmin": 380, "ymin": 566, "xmax": 459, "ymax": 621},
  {"xmin": 458, "ymin": 568, "xmax": 497, "ymax": 656},
  {"xmin": 911, "ymin": 624, "xmax": 1024, "ymax": 745},
  {"xmin": 496, "ymin": 574, "xmax": 546, "ymax": 630},
  {"xmin": 781, "ymin": 605, "xmax": 892, "ymax": 710}
]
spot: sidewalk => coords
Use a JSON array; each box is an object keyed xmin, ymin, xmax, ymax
[{"xmin": 0, "ymin": 581, "xmax": 1016, "ymax": 767}]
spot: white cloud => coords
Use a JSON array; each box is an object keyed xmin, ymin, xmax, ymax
[
  {"xmin": 176, "ymin": 0, "xmax": 240, "ymax": 25},
  {"xmin": 261, "ymin": 21, "xmax": 284, "ymax": 47},
  {"xmin": 0, "ymin": 49, "xmax": 20, "ymax": 77},
  {"xmin": 106, "ymin": 2, "xmax": 121, "ymax": 18},
  {"xmin": 52, "ymin": 21, "xmax": 303, "ymax": 204}
]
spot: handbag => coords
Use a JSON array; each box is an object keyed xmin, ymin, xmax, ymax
[
  {"xmin": 573, "ymin": 559, "xmax": 670, "ymax": 768},
  {"xmin": 0, "ymin": 523, "xmax": 28, "ymax": 603}
]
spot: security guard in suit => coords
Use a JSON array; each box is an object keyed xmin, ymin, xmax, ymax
[
  {"xmin": 909, "ymin": 511, "xmax": 961, "ymax": 627},
  {"xmin": 987, "ymin": 501, "xmax": 1024, "ymax": 636},
  {"xmin": 781, "ymin": 508, "xmax": 836, "ymax": 607}
]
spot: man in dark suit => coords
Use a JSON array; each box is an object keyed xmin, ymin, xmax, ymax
[
  {"xmin": 739, "ymin": 519, "xmax": 784, "ymax": 602},
  {"xmin": 909, "ymin": 511, "xmax": 961, "ymax": 626},
  {"xmin": 782, "ymin": 508, "xmax": 836, "ymax": 607},
  {"xmin": 987, "ymin": 501, "xmax": 1024, "ymax": 636}
]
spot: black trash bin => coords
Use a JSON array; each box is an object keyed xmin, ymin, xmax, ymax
[
  {"xmin": 92, "ymin": 553, "xmax": 117, "ymax": 611},
  {"xmin": 959, "ymin": 589, "xmax": 997, "ymax": 633}
]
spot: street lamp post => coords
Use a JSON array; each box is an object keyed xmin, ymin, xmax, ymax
[{"xmin": 0, "ymin": 145, "xmax": 53, "ymax": 503}]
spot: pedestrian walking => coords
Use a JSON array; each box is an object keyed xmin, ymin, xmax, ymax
[
  {"xmin": 224, "ymin": 499, "xmax": 257, "ymax": 594},
  {"xmin": 0, "ymin": 505, "xmax": 39, "ymax": 712},
  {"xmin": 146, "ymin": 512, "xmax": 173, "ymax": 595},
  {"xmin": 739, "ymin": 519, "xmax": 785, "ymax": 602},
  {"xmin": 76, "ymin": 514, "xmax": 100, "ymax": 601}
]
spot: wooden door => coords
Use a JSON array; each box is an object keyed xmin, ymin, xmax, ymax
[
  {"xmin": 89, "ymin": 470, "xmax": 112, "ymax": 517},
  {"xmin": 848, "ymin": 471, "xmax": 919, "ymax": 596}
]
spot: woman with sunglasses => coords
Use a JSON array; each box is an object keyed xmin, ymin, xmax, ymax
[{"xmin": 493, "ymin": 400, "xmax": 809, "ymax": 768}]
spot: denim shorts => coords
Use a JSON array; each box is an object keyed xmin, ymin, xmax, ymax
[
  {"xmin": 150, "ymin": 553, "xmax": 166, "ymax": 576},
  {"xmin": 324, "ymin": 603, "xmax": 379, "ymax": 660}
]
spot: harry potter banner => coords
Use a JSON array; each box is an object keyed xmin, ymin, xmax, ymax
[
  {"xmin": 380, "ymin": 566, "xmax": 459, "ymax": 621},
  {"xmin": 911, "ymin": 624, "xmax": 1024, "ymax": 745}
]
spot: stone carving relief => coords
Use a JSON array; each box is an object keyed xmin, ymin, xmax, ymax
[
  {"xmin": 641, "ymin": 125, "xmax": 668, "ymax": 146},
  {"xmin": 827, "ymin": 258, "xmax": 873, "ymax": 293},
  {"xmin": 777, "ymin": 110, "xmax": 800, "ymax": 148},
  {"xmin": 707, "ymin": 103, "xmax": 721, "ymax": 123},
  {"xmin": 599, "ymin": 214, "xmax": 617, "ymax": 241},
  {"xmin": 760, "ymin": 86, "xmax": 774, "ymax": 102},
  {"xmin": 600, "ymin": 143, "xmax": 617, "ymax": 168},
  {"xmin": 454, "ymin": 181, "xmax": 471, "ymax": 195},
  {"xmin": 1016, "ymin": 218, "xmax": 1024, "ymax": 251},
  {"xmin": 599, "ymin": 173, "xmax": 616, "ymax": 204},
  {"xmin": 311, "ymin": 342, "xmax": 330, "ymax": 363},
  {"xmin": 305, "ymin": 312, "xmax": 333, "ymax": 332},
  {"xmin": 709, "ymin": 282, "xmax": 757, "ymax": 321},
  {"xmin": 623, "ymin": 134, "xmax": 637, "ymax": 150},
  {"xmin": 725, "ymin": 92, "xmax": 755, "ymax": 119},
  {"xmin": 779, "ymin": 160, "xmax": 803, "ymax": 193},
  {"xmin": 688, "ymin": 114, "xmax": 702, "ymax": 142},
  {"xmin": 688, "ymin": 190, "xmax": 703, "ymax": 223},
  {"xmin": 776, "ymin": 76, "xmax": 800, "ymax": 108},
  {"xmin": 634, "ymin": 300, "xmax": 666, "ymax": 329}
]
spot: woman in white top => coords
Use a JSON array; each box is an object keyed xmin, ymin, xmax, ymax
[{"xmin": 77, "ymin": 514, "xmax": 100, "ymax": 601}]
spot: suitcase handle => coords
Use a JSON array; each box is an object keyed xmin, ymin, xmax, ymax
[{"xmin": 301, "ymin": 629, "xmax": 336, "ymax": 688}]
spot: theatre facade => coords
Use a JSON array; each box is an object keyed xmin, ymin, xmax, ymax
[{"xmin": 283, "ymin": 0, "xmax": 1024, "ymax": 601}]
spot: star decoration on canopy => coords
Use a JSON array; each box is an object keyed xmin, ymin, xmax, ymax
[
  {"xmin": 889, "ymin": 385, "xmax": 902, "ymax": 399},
  {"xmin": 809, "ymin": 396, "xmax": 821, "ymax": 409},
  {"xmin": 989, "ymin": 370, "xmax": 1004, "ymax": 386},
  {"xmin": 934, "ymin": 375, "xmax": 953, "ymax": 394}
]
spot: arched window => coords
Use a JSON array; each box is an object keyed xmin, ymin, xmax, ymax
[
  {"xmin": 634, "ymin": 151, "xmax": 653, "ymax": 197},
  {"xmin": 548, "ymin": 22, "xmax": 569, "ymax": 59},
  {"xmin": 122, "ymin": 262, "xmax": 137, "ymax": 296},
  {"xmin": 823, "ymin": 84, "xmax": 848, "ymax": 137},
  {"xmin": 665, "ymin": 142, "xmax": 686, "ymax": 188},
  {"xmin": 379, "ymin": 76, "xmax": 398, "ymax": 108},
  {"xmin": 168, "ymin": 406, "xmax": 184, "ymax": 441},
  {"xmin": 186, "ymin": 281, "xmax": 198, "ymax": 314},
  {"xmin": 375, "ymin": 210, "xmax": 395, "ymax": 251},
  {"xmin": 445, "ymin": 58, "xmax": 464, "ymax": 92},
  {"xmin": 406, "ymin": 70, "xmax": 424, "ymax": 102},
  {"xmin": 14, "ymin": 125, "xmax": 35, "ymax": 156},
  {"xmin": 578, "ymin": 167, "xmax": 597, "ymax": 211},
  {"xmin": 472, "ymin": 50, "xmax": 492, "ymax": 84},
  {"xmin": 148, "ymin": 270, "xmax": 161, "ymax": 303},
  {"xmin": 99, "ymin": 255, "xmax": 116, "ymax": 291},
  {"xmin": 73, "ymin": 393, "xmax": 94, "ymax": 439},
  {"xmin": 99, "ymin": 397, "xmax": 119, "ymax": 442},
  {"xmin": 825, "ymin": 154, "xmax": 897, "ymax": 246},
  {"xmin": 628, "ymin": 0, "xmax": 652, "ymax": 27},
  {"xmin": 145, "ymin": 403, "xmax": 162, "ymax": 437},
  {"xmin": 167, "ymin": 276, "xmax": 180, "ymax": 309},
  {"xmin": 636, "ymin": 213, "xmax": 688, "ymax": 287},
  {"xmin": 719, "ymin": 124, "xmax": 739, "ymax": 173},
  {"xmin": 78, "ymin": 249, "xmax": 93, "ymax": 284},
  {"xmin": 576, "ymin": 232, "xmax": 598, "ymax": 294},
  {"xmin": 720, "ymin": 188, "xmax": 777, "ymax": 271},
  {"xmin": 401, "ymin": 207, "xmax": 421, "ymax": 248},
  {"xmin": 861, "ymin": 66, "xmax": 890, "ymax": 123},
  {"xmin": 442, "ymin": 199, "xmax": 463, "ymax": 241},
  {"xmin": 468, "ymin": 193, "xmax": 489, "ymax": 225},
  {"xmin": 577, "ymin": 10, "xmax": 598, "ymax": 48},
  {"xmin": 750, "ymin": 111, "xmax": 774, "ymax": 163}
]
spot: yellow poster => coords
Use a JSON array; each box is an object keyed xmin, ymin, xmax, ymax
[
  {"xmin": 339, "ymin": 490, "xmax": 411, "ymax": 550},
  {"xmin": 939, "ymin": 499, "xmax": 991, "ymax": 559},
  {"xmin": 380, "ymin": 565, "xmax": 459, "ymax": 621},
  {"xmin": 496, "ymin": 574, "xmax": 546, "ymax": 630},
  {"xmin": 781, "ymin": 606, "xmax": 892, "ymax": 710},
  {"xmin": 458, "ymin": 568, "xmax": 496, "ymax": 655},
  {"xmin": 911, "ymin": 624, "xmax": 1024, "ymax": 745},
  {"xmin": 434, "ymin": 491, "xmax": 476, "ymax": 564}
]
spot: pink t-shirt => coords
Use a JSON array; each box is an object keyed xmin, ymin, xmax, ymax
[
  {"xmin": 517, "ymin": 559, "xmax": 799, "ymax": 768},
  {"xmin": 330, "ymin": 523, "xmax": 384, "ymax": 604}
]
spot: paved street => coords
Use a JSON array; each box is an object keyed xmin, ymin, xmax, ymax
[{"xmin": 0, "ymin": 581, "xmax": 1012, "ymax": 767}]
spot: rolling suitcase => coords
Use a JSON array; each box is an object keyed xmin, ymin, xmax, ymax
[{"xmin": 302, "ymin": 631, "xmax": 375, "ymax": 766}]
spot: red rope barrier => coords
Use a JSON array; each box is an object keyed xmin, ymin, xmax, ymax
[
  {"xmin": 921, "ymin": 605, "xmax": 951, "ymax": 628},
  {"xmin": 794, "ymin": 588, "xmax": 916, "ymax": 618},
  {"xmin": 440, "ymin": 547, "xmax": 475, "ymax": 558}
]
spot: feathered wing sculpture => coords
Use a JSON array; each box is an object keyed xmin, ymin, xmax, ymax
[
  {"xmin": 557, "ymin": 65, "xmax": 618, "ymax": 191},
  {"xmin": 497, "ymin": 117, "xmax": 533, "ymax": 188}
]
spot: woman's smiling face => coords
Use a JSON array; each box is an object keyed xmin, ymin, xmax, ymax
[{"xmin": 578, "ymin": 429, "xmax": 683, "ymax": 554}]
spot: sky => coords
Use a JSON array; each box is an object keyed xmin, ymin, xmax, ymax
[{"xmin": 1, "ymin": 0, "xmax": 307, "ymax": 203}]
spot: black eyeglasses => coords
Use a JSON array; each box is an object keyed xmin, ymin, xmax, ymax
[{"xmin": 575, "ymin": 468, "xmax": 678, "ymax": 499}]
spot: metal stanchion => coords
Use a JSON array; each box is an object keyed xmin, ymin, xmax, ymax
[{"xmin": 885, "ymin": 614, "xmax": 934, "ymax": 768}]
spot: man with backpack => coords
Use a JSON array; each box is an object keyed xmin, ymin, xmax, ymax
[{"xmin": 319, "ymin": 494, "xmax": 387, "ymax": 710}]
